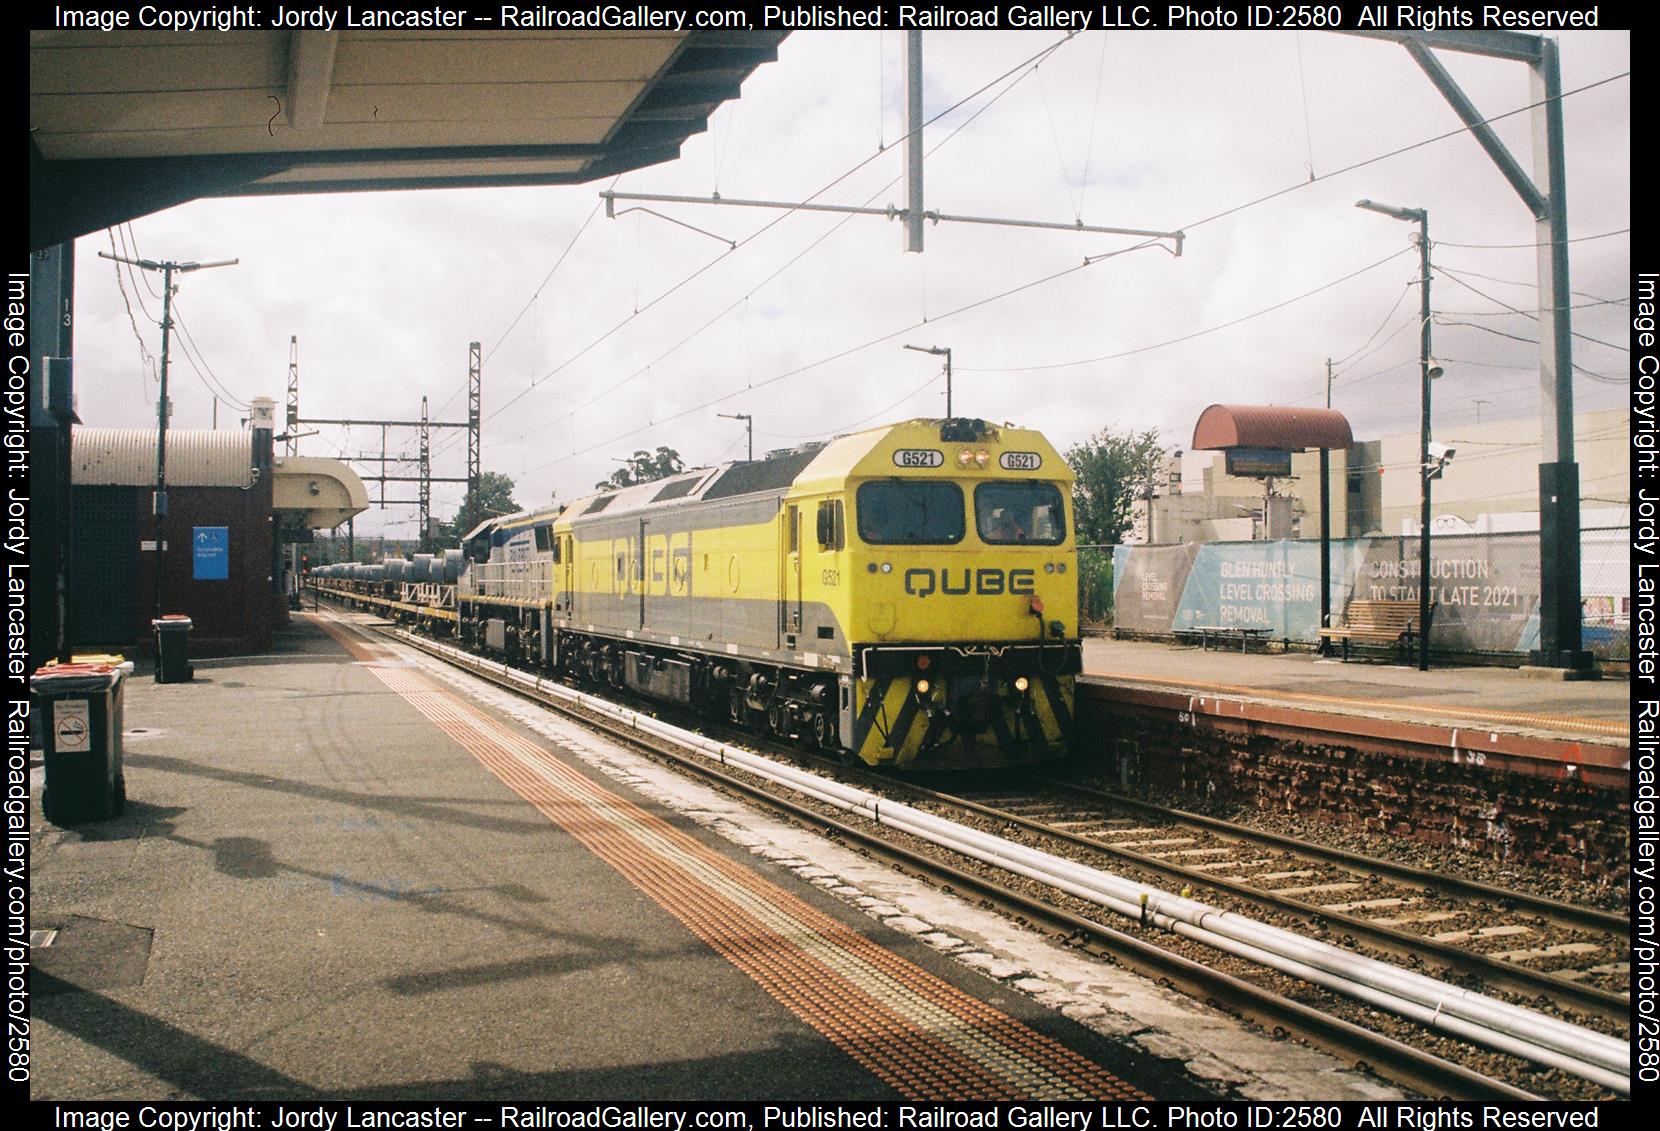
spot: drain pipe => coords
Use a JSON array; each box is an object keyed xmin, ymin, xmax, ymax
[{"xmin": 438, "ymin": 641, "xmax": 1629, "ymax": 1094}]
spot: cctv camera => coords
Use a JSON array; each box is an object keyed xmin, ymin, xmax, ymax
[{"xmin": 1427, "ymin": 441, "xmax": 1455, "ymax": 462}]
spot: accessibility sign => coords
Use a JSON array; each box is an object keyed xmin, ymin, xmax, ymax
[{"xmin": 193, "ymin": 526, "xmax": 229, "ymax": 580}]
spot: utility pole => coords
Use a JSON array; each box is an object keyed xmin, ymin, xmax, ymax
[
  {"xmin": 903, "ymin": 344, "xmax": 953, "ymax": 418},
  {"xmin": 718, "ymin": 412, "xmax": 753, "ymax": 461},
  {"xmin": 905, "ymin": 29, "xmax": 924, "ymax": 253},
  {"xmin": 1355, "ymin": 199, "xmax": 1433, "ymax": 671},
  {"xmin": 466, "ymin": 341, "xmax": 481, "ymax": 532},
  {"xmin": 97, "ymin": 250, "xmax": 237, "ymax": 620},
  {"xmin": 286, "ymin": 335, "xmax": 300, "ymax": 455},
  {"xmin": 419, "ymin": 396, "xmax": 432, "ymax": 553},
  {"xmin": 1321, "ymin": 358, "xmax": 1333, "ymax": 640}
]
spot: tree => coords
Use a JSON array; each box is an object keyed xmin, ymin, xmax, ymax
[
  {"xmin": 438, "ymin": 471, "xmax": 521, "ymax": 545},
  {"xmin": 597, "ymin": 446, "xmax": 684, "ymax": 490},
  {"xmin": 1065, "ymin": 426, "xmax": 1165, "ymax": 547}
]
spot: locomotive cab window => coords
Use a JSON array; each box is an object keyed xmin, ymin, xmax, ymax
[
  {"xmin": 816, "ymin": 500, "xmax": 845, "ymax": 551},
  {"xmin": 975, "ymin": 482, "xmax": 1066, "ymax": 545},
  {"xmin": 856, "ymin": 481, "xmax": 964, "ymax": 545}
]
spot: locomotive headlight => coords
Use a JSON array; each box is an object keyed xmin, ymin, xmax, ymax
[
  {"xmin": 957, "ymin": 449, "xmax": 974, "ymax": 467},
  {"xmin": 915, "ymin": 679, "xmax": 931, "ymax": 696},
  {"xmin": 1013, "ymin": 676, "xmax": 1030, "ymax": 693},
  {"xmin": 975, "ymin": 449, "xmax": 990, "ymax": 467}
]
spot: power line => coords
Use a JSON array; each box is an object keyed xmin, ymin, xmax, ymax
[
  {"xmin": 485, "ymin": 45, "xmax": 1053, "ymax": 455},
  {"xmin": 520, "ymin": 251, "xmax": 1101, "ymax": 476},
  {"xmin": 959, "ymin": 245, "xmax": 1413, "ymax": 374},
  {"xmin": 484, "ymin": 34, "xmax": 1077, "ymax": 429},
  {"xmin": 1434, "ymin": 226, "xmax": 1628, "ymax": 250}
]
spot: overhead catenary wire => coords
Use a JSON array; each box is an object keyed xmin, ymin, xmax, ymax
[
  {"xmin": 520, "ymin": 252, "xmax": 1102, "ymax": 476},
  {"xmin": 958, "ymin": 245, "xmax": 1414, "ymax": 375},
  {"xmin": 504, "ymin": 53, "xmax": 1626, "ymax": 496},
  {"xmin": 491, "ymin": 47, "xmax": 1056, "ymax": 454},
  {"xmin": 484, "ymin": 34, "xmax": 1079, "ymax": 429}
]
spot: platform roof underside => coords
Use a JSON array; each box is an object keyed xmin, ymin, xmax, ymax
[{"xmin": 30, "ymin": 29, "xmax": 785, "ymax": 250}]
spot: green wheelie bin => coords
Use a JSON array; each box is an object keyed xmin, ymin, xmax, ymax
[{"xmin": 31, "ymin": 662, "xmax": 127, "ymax": 825}]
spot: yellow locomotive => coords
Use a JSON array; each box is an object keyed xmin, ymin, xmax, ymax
[{"xmin": 458, "ymin": 418, "xmax": 1079, "ymax": 768}]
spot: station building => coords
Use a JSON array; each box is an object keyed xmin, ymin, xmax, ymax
[{"xmin": 67, "ymin": 405, "xmax": 366, "ymax": 657}]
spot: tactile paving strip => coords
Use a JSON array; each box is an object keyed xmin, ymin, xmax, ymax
[{"xmin": 317, "ymin": 615, "xmax": 1147, "ymax": 1100}]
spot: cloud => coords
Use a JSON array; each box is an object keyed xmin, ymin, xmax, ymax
[{"xmin": 68, "ymin": 29, "xmax": 1631, "ymax": 533}]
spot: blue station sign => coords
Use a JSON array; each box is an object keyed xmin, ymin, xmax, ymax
[{"xmin": 193, "ymin": 526, "xmax": 229, "ymax": 580}]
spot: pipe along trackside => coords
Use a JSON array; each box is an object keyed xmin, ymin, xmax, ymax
[{"xmin": 407, "ymin": 633, "xmax": 1631, "ymax": 1095}]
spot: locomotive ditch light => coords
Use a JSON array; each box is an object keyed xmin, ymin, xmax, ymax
[
  {"xmin": 1013, "ymin": 676, "xmax": 1030, "ymax": 694},
  {"xmin": 915, "ymin": 678, "xmax": 931, "ymax": 697}
]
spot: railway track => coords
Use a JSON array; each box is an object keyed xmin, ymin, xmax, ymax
[
  {"xmin": 913, "ymin": 777, "xmax": 1631, "ymax": 1026},
  {"xmin": 330, "ymin": 608, "xmax": 1625, "ymax": 1099}
]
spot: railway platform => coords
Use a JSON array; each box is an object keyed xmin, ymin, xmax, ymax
[
  {"xmin": 30, "ymin": 612, "xmax": 1401, "ymax": 1102},
  {"xmin": 1076, "ymin": 636, "xmax": 1629, "ymax": 872},
  {"xmin": 1081, "ymin": 636, "xmax": 1629, "ymax": 743}
]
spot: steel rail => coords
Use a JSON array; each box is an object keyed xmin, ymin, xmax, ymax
[
  {"xmin": 898, "ymin": 779, "xmax": 1628, "ymax": 1023},
  {"xmin": 371, "ymin": 620, "xmax": 1539, "ymax": 1102},
  {"xmin": 1036, "ymin": 776, "xmax": 1630, "ymax": 935}
]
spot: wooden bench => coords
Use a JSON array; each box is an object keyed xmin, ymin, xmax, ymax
[{"xmin": 1318, "ymin": 599, "xmax": 1434, "ymax": 663}]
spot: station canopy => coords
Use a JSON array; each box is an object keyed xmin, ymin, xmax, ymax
[
  {"xmin": 29, "ymin": 29, "xmax": 786, "ymax": 250},
  {"xmin": 1191, "ymin": 404, "xmax": 1354, "ymax": 453}
]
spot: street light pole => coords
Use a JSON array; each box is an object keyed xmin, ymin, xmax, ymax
[
  {"xmin": 98, "ymin": 251, "xmax": 237, "ymax": 620},
  {"xmin": 902, "ymin": 344, "xmax": 953, "ymax": 417},
  {"xmin": 717, "ymin": 412, "xmax": 753, "ymax": 461},
  {"xmin": 1355, "ymin": 200, "xmax": 1433, "ymax": 670}
]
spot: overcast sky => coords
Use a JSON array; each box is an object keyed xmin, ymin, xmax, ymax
[{"xmin": 69, "ymin": 29, "xmax": 1631, "ymax": 535}]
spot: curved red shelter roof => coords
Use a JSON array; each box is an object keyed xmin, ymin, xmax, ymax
[{"xmin": 1191, "ymin": 404, "xmax": 1354, "ymax": 452}]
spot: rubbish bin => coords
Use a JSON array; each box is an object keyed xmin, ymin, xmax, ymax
[
  {"xmin": 31, "ymin": 662, "xmax": 126, "ymax": 825},
  {"xmin": 152, "ymin": 615, "xmax": 194, "ymax": 683}
]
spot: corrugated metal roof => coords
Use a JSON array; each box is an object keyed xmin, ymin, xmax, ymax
[
  {"xmin": 1191, "ymin": 405, "xmax": 1354, "ymax": 452},
  {"xmin": 73, "ymin": 428, "xmax": 255, "ymax": 487}
]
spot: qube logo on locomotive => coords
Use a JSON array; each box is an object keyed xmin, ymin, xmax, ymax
[{"xmin": 903, "ymin": 567, "xmax": 1036, "ymax": 598}]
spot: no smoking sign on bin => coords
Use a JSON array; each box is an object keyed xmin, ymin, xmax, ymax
[{"xmin": 54, "ymin": 700, "xmax": 91, "ymax": 753}]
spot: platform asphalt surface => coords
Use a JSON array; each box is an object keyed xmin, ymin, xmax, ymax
[
  {"xmin": 31, "ymin": 616, "xmax": 1199, "ymax": 1102},
  {"xmin": 1081, "ymin": 637, "xmax": 1630, "ymax": 740}
]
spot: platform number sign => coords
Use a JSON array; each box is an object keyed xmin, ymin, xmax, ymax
[{"xmin": 193, "ymin": 526, "xmax": 229, "ymax": 580}]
